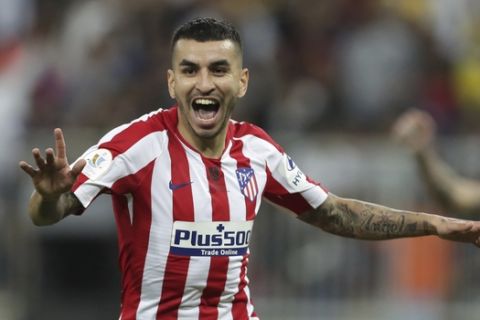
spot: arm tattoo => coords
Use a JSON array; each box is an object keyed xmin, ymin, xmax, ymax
[{"xmin": 300, "ymin": 197, "xmax": 436, "ymax": 240}]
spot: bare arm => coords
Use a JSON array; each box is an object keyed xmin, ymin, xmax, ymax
[
  {"xmin": 19, "ymin": 128, "xmax": 86, "ymax": 226},
  {"xmin": 28, "ymin": 191, "xmax": 84, "ymax": 226},
  {"xmin": 393, "ymin": 109, "xmax": 480, "ymax": 215},
  {"xmin": 415, "ymin": 148, "xmax": 480, "ymax": 215},
  {"xmin": 298, "ymin": 193, "xmax": 480, "ymax": 245}
]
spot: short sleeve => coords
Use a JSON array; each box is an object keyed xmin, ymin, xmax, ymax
[
  {"xmin": 71, "ymin": 144, "xmax": 128, "ymax": 209},
  {"xmin": 263, "ymin": 151, "xmax": 329, "ymax": 215}
]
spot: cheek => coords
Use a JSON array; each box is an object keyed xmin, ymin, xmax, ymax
[
  {"xmin": 174, "ymin": 78, "xmax": 195, "ymax": 96},
  {"xmin": 172, "ymin": 82, "xmax": 190, "ymax": 99},
  {"xmin": 219, "ymin": 79, "xmax": 240, "ymax": 94}
]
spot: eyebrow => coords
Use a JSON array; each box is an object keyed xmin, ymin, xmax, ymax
[
  {"xmin": 179, "ymin": 59, "xmax": 198, "ymax": 67},
  {"xmin": 210, "ymin": 60, "xmax": 230, "ymax": 68},
  {"xmin": 178, "ymin": 59, "xmax": 231, "ymax": 68}
]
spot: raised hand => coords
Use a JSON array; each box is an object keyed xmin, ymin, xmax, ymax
[
  {"xmin": 19, "ymin": 128, "xmax": 86, "ymax": 201},
  {"xmin": 392, "ymin": 109, "xmax": 436, "ymax": 153}
]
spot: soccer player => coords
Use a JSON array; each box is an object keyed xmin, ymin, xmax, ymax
[
  {"xmin": 393, "ymin": 108, "xmax": 480, "ymax": 216},
  {"xmin": 20, "ymin": 18, "xmax": 480, "ymax": 320}
]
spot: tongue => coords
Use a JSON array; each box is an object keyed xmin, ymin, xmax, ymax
[{"xmin": 197, "ymin": 108, "xmax": 216, "ymax": 120}]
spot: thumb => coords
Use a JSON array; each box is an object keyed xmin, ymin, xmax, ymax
[{"xmin": 71, "ymin": 159, "xmax": 87, "ymax": 179}]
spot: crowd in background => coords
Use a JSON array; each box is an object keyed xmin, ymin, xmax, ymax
[
  {"xmin": 2, "ymin": 0, "xmax": 480, "ymax": 319},
  {"xmin": 2, "ymin": 0, "xmax": 480, "ymax": 135}
]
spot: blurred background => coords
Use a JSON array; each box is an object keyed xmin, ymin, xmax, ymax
[{"xmin": 2, "ymin": 0, "xmax": 480, "ymax": 319}]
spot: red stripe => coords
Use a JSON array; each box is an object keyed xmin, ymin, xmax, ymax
[
  {"xmin": 229, "ymin": 139, "xmax": 256, "ymax": 220},
  {"xmin": 72, "ymin": 109, "xmax": 171, "ymax": 207},
  {"xmin": 199, "ymin": 159, "xmax": 230, "ymax": 319},
  {"xmin": 199, "ymin": 257, "xmax": 229, "ymax": 319},
  {"xmin": 231, "ymin": 256, "xmax": 249, "ymax": 320},
  {"xmin": 263, "ymin": 166, "xmax": 312, "ymax": 215},
  {"xmin": 156, "ymin": 132, "xmax": 194, "ymax": 319},
  {"xmin": 113, "ymin": 162, "xmax": 155, "ymax": 320},
  {"xmin": 232, "ymin": 120, "xmax": 327, "ymax": 211},
  {"xmin": 71, "ymin": 172, "xmax": 88, "ymax": 193},
  {"xmin": 98, "ymin": 110, "xmax": 167, "ymax": 155},
  {"xmin": 71, "ymin": 173, "xmax": 90, "ymax": 215},
  {"xmin": 229, "ymin": 138, "xmax": 256, "ymax": 318}
]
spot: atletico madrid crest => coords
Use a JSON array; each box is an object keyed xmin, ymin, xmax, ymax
[{"xmin": 236, "ymin": 167, "xmax": 258, "ymax": 202}]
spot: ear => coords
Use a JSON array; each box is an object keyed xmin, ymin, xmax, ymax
[
  {"xmin": 237, "ymin": 68, "xmax": 249, "ymax": 98},
  {"xmin": 167, "ymin": 69, "xmax": 176, "ymax": 99}
]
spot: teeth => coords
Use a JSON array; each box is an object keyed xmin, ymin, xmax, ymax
[{"xmin": 195, "ymin": 98, "xmax": 216, "ymax": 105}]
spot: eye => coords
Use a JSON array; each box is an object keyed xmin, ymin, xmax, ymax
[
  {"xmin": 181, "ymin": 66, "xmax": 197, "ymax": 76},
  {"xmin": 211, "ymin": 66, "xmax": 228, "ymax": 76}
]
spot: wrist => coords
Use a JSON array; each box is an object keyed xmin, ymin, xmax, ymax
[
  {"xmin": 413, "ymin": 143, "xmax": 433, "ymax": 157},
  {"xmin": 38, "ymin": 192, "xmax": 62, "ymax": 203},
  {"xmin": 423, "ymin": 213, "xmax": 441, "ymax": 236},
  {"xmin": 414, "ymin": 146, "xmax": 437, "ymax": 166}
]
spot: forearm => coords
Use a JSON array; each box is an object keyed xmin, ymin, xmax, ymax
[
  {"xmin": 28, "ymin": 191, "xmax": 82, "ymax": 226},
  {"xmin": 299, "ymin": 194, "xmax": 442, "ymax": 240},
  {"xmin": 416, "ymin": 149, "xmax": 480, "ymax": 214},
  {"xmin": 416, "ymin": 148, "xmax": 457, "ymax": 207}
]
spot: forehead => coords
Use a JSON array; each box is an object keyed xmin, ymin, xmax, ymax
[{"xmin": 172, "ymin": 39, "xmax": 241, "ymax": 65}]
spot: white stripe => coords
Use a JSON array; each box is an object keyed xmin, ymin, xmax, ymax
[
  {"xmin": 229, "ymin": 136, "xmax": 272, "ymax": 316},
  {"xmin": 98, "ymin": 108, "xmax": 165, "ymax": 144},
  {"xmin": 233, "ymin": 136, "xmax": 268, "ymax": 214},
  {"xmin": 177, "ymin": 148, "xmax": 212, "ymax": 318},
  {"xmin": 302, "ymin": 185, "xmax": 328, "ymax": 208},
  {"xmin": 74, "ymin": 131, "xmax": 168, "ymax": 208},
  {"xmin": 247, "ymin": 182, "xmax": 255, "ymax": 201},
  {"xmin": 243, "ymin": 271, "xmax": 255, "ymax": 318},
  {"xmin": 221, "ymin": 149, "xmax": 253, "ymax": 318},
  {"xmin": 223, "ymin": 146, "xmax": 247, "ymax": 219},
  {"xmin": 126, "ymin": 193, "xmax": 133, "ymax": 225},
  {"xmin": 74, "ymin": 109, "xmax": 166, "ymax": 207},
  {"xmin": 136, "ymin": 137, "xmax": 173, "ymax": 319},
  {"xmin": 74, "ymin": 183, "xmax": 104, "ymax": 208},
  {"xmin": 252, "ymin": 176, "xmax": 258, "ymax": 197}
]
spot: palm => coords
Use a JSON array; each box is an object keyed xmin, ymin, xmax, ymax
[
  {"xmin": 393, "ymin": 109, "xmax": 435, "ymax": 152},
  {"xmin": 33, "ymin": 158, "xmax": 74, "ymax": 196},
  {"xmin": 19, "ymin": 129, "xmax": 86, "ymax": 200}
]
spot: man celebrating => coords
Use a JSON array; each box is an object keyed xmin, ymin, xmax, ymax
[{"xmin": 20, "ymin": 18, "xmax": 480, "ymax": 320}]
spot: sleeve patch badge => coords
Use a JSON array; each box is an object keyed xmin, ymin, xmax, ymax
[
  {"xmin": 283, "ymin": 154, "xmax": 309, "ymax": 190},
  {"xmin": 82, "ymin": 148, "xmax": 113, "ymax": 181}
]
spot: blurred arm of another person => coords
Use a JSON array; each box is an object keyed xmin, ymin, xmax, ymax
[{"xmin": 392, "ymin": 109, "xmax": 480, "ymax": 216}]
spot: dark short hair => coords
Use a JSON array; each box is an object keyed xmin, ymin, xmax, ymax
[{"xmin": 171, "ymin": 17, "xmax": 242, "ymax": 51}]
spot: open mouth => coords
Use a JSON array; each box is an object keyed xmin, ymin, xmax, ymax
[{"xmin": 192, "ymin": 98, "xmax": 220, "ymax": 121}]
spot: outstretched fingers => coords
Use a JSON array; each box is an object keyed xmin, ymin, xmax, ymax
[
  {"xmin": 45, "ymin": 148, "xmax": 55, "ymax": 166},
  {"xmin": 20, "ymin": 128, "xmax": 72, "ymax": 178},
  {"xmin": 32, "ymin": 148, "xmax": 47, "ymax": 170},
  {"xmin": 19, "ymin": 161, "xmax": 38, "ymax": 178},
  {"xmin": 70, "ymin": 159, "xmax": 86, "ymax": 179},
  {"xmin": 54, "ymin": 128, "xmax": 67, "ymax": 160}
]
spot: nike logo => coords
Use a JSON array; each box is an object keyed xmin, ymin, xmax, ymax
[{"xmin": 169, "ymin": 180, "xmax": 193, "ymax": 191}]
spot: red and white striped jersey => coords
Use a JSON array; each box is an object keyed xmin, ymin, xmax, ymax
[{"xmin": 72, "ymin": 106, "xmax": 328, "ymax": 320}]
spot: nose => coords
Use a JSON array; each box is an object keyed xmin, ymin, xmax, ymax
[{"xmin": 195, "ymin": 69, "xmax": 215, "ymax": 94}]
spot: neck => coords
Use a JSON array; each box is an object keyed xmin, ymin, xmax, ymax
[{"xmin": 177, "ymin": 123, "xmax": 227, "ymax": 159}]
